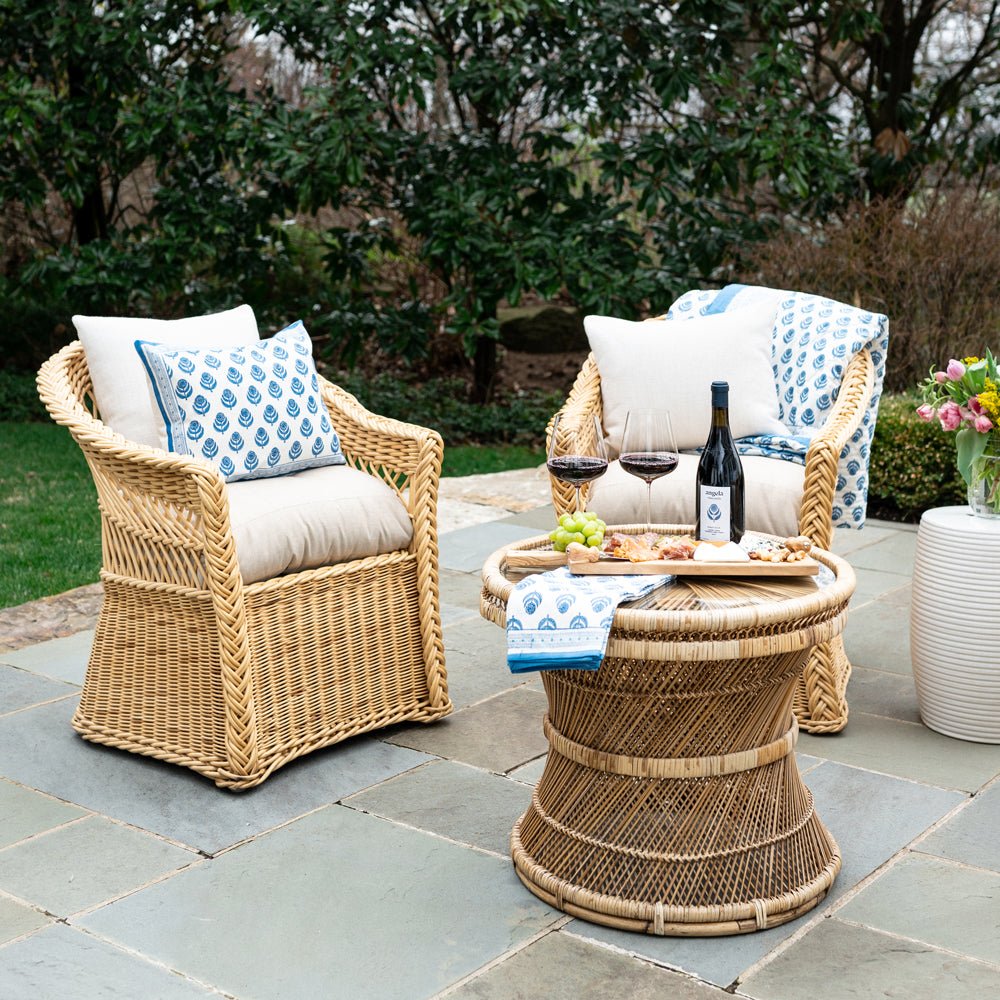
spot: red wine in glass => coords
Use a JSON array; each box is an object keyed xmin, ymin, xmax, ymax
[
  {"xmin": 546, "ymin": 414, "xmax": 608, "ymax": 513},
  {"xmin": 546, "ymin": 454, "xmax": 609, "ymax": 486},
  {"xmin": 620, "ymin": 410, "xmax": 679, "ymax": 526},
  {"xmin": 618, "ymin": 452, "xmax": 679, "ymax": 481}
]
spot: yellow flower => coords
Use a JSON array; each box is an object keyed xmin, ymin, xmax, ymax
[
  {"xmin": 964, "ymin": 356, "xmax": 982, "ymax": 365},
  {"xmin": 978, "ymin": 388, "xmax": 1000, "ymax": 422}
]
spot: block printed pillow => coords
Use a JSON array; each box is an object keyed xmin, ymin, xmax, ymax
[
  {"xmin": 584, "ymin": 301, "xmax": 788, "ymax": 453},
  {"xmin": 135, "ymin": 320, "xmax": 346, "ymax": 482},
  {"xmin": 74, "ymin": 305, "xmax": 260, "ymax": 449}
]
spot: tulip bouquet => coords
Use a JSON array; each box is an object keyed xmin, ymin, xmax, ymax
[{"xmin": 917, "ymin": 351, "xmax": 1000, "ymax": 514}]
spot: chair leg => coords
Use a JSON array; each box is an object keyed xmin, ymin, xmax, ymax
[{"xmin": 794, "ymin": 635, "xmax": 851, "ymax": 734}]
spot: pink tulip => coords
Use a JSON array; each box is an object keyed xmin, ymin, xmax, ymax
[
  {"xmin": 939, "ymin": 400, "xmax": 963, "ymax": 431},
  {"xmin": 969, "ymin": 397, "xmax": 986, "ymax": 416},
  {"xmin": 946, "ymin": 359, "xmax": 966, "ymax": 380},
  {"xmin": 974, "ymin": 414, "xmax": 994, "ymax": 433},
  {"xmin": 934, "ymin": 371, "xmax": 948, "ymax": 383},
  {"xmin": 916, "ymin": 404, "xmax": 936, "ymax": 422}
]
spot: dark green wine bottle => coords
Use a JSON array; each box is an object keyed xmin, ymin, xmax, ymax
[{"xmin": 695, "ymin": 381, "xmax": 745, "ymax": 543}]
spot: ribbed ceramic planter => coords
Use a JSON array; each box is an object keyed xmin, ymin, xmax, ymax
[{"xmin": 911, "ymin": 506, "xmax": 1000, "ymax": 743}]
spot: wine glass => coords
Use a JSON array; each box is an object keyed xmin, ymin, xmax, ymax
[
  {"xmin": 620, "ymin": 409, "xmax": 680, "ymax": 527},
  {"xmin": 546, "ymin": 413, "xmax": 608, "ymax": 513}
]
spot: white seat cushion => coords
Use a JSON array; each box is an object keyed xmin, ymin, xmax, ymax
[
  {"xmin": 226, "ymin": 464, "xmax": 413, "ymax": 584},
  {"xmin": 586, "ymin": 454, "xmax": 805, "ymax": 538},
  {"xmin": 74, "ymin": 305, "xmax": 260, "ymax": 449}
]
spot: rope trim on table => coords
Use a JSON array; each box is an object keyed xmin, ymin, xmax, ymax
[{"xmin": 542, "ymin": 714, "xmax": 798, "ymax": 779}]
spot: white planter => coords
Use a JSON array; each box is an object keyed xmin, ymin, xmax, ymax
[{"xmin": 910, "ymin": 505, "xmax": 1000, "ymax": 743}]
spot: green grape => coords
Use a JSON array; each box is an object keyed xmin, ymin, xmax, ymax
[
  {"xmin": 571, "ymin": 531, "xmax": 586, "ymax": 545},
  {"xmin": 586, "ymin": 535, "xmax": 603, "ymax": 548}
]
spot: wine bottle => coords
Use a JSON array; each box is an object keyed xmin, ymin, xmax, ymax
[{"xmin": 695, "ymin": 381, "xmax": 745, "ymax": 543}]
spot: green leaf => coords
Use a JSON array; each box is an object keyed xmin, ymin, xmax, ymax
[{"xmin": 956, "ymin": 427, "xmax": 989, "ymax": 486}]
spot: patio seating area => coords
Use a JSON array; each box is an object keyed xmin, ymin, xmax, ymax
[{"xmin": 2, "ymin": 465, "xmax": 999, "ymax": 999}]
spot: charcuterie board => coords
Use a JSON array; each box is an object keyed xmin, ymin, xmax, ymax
[{"xmin": 504, "ymin": 549, "xmax": 819, "ymax": 577}]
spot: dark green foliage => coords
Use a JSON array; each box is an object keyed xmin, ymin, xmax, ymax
[
  {"xmin": 868, "ymin": 393, "xmax": 966, "ymax": 520},
  {"xmin": 331, "ymin": 370, "xmax": 562, "ymax": 448},
  {"xmin": 0, "ymin": 370, "xmax": 46, "ymax": 422}
]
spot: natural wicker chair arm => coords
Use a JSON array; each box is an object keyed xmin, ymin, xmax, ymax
[
  {"xmin": 798, "ymin": 348, "xmax": 876, "ymax": 551},
  {"xmin": 319, "ymin": 377, "xmax": 444, "ymax": 526},
  {"xmin": 37, "ymin": 343, "xmax": 239, "ymax": 586}
]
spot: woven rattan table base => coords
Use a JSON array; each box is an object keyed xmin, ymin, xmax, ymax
[{"xmin": 511, "ymin": 653, "xmax": 841, "ymax": 936}]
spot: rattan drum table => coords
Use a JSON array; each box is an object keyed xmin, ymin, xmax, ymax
[{"xmin": 481, "ymin": 529, "xmax": 855, "ymax": 936}]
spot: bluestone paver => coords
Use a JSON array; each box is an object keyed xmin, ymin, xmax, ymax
[
  {"xmin": 843, "ymin": 600, "xmax": 912, "ymax": 674},
  {"xmin": 739, "ymin": 917, "xmax": 1000, "ymax": 1000},
  {"xmin": 345, "ymin": 758, "xmax": 531, "ymax": 856},
  {"xmin": 0, "ymin": 779, "xmax": 87, "ymax": 850},
  {"xmin": 0, "ymin": 697, "xmax": 431, "ymax": 854},
  {"xmin": 841, "ymin": 527, "xmax": 918, "ymax": 572},
  {"xmin": 798, "ymin": 712, "xmax": 1000, "ymax": 791},
  {"xmin": 439, "ymin": 522, "xmax": 540, "ymax": 573},
  {"xmin": 917, "ymin": 780, "xmax": 1000, "ymax": 872},
  {"xmin": 0, "ymin": 665, "xmax": 77, "ymax": 717},
  {"xmin": 835, "ymin": 853, "xmax": 1000, "ymax": 965},
  {"xmin": 387, "ymin": 687, "xmax": 549, "ymax": 773},
  {"xmin": 0, "ymin": 894, "xmax": 49, "ymax": 945},
  {"xmin": 0, "ymin": 630, "xmax": 93, "ymax": 685},
  {"xmin": 79, "ymin": 805, "xmax": 559, "ymax": 1000},
  {"xmin": 842, "ymin": 665, "xmax": 922, "ymax": 723},
  {"xmin": 0, "ymin": 816, "xmax": 197, "ymax": 916},
  {"xmin": 439, "ymin": 617, "xmax": 522, "ymax": 709},
  {"xmin": 0, "ymin": 924, "xmax": 219, "ymax": 999},
  {"xmin": 449, "ymin": 929, "xmax": 732, "ymax": 999}
]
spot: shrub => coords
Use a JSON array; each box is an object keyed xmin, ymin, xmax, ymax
[
  {"xmin": 328, "ymin": 369, "xmax": 562, "ymax": 448},
  {"xmin": 868, "ymin": 392, "xmax": 965, "ymax": 520},
  {"xmin": 741, "ymin": 189, "xmax": 1000, "ymax": 393},
  {"xmin": 0, "ymin": 370, "xmax": 46, "ymax": 422}
]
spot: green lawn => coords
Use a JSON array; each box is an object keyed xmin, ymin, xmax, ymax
[
  {"xmin": 0, "ymin": 422, "xmax": 102, "ymax": 609},
  {"xmin": 0, "ymin": 422, "xmax": 542, "ymax": 610}
]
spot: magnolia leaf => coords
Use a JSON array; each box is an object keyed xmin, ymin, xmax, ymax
[{"xmin": 955, "ymin": 427, "xmax": 989, "ymax": 485}]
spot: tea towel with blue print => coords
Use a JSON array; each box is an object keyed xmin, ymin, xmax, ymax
[
  {"xmin": 506, "ymin": 567, "xmax": 672, "ymax": 673},
  {"xmin": 667, "ymin": 284, "xmax": 889, "ymax": 531}
]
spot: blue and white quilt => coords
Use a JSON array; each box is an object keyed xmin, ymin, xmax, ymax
[
  {"xmin": 506, "ymin": 567, "xmax": 671, "ymax": 673},
  {"xmin": 667, "ymin": 284, "xmax": 889, "ymax": 530}
]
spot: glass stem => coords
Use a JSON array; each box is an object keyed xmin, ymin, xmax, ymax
[
  {"xmin": 645, "ymin": 482, "xmax": 652, "ymax": 527},
  {"xmin": 574, "ymin": 486, "xmax": 582, "ymax": 514}
]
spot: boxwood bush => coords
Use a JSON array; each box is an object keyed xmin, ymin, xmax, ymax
[{"xmin": 867, "ymin": 391, "xmax": 965, "ymax": 521}]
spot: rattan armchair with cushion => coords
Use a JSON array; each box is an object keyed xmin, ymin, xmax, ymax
[
  {"xmin": 37, "ymin": 337, "xmax": 452, "ymax": 789},
  {"xmin": 548, "ymin": 286, "xmax": 888, "ymax": 734}
]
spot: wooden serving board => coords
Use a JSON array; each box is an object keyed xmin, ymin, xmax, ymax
[{"xmin": 504, "ymin": 549, "xmax": 819, "ymax": 577}]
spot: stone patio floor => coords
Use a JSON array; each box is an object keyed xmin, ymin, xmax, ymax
[{"xmin": 1, "ymin": 466, "xmax": 999, "ymax": 999}]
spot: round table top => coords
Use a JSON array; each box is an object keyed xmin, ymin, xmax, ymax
[
  {"xmin": 481, "ymin": 526, "xmax": 855, "ymax": 653},
  {"xmin": 920, "ymin": 505, "xmax": 1000, "ymax": 537}
]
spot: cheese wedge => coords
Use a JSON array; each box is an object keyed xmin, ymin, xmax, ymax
[{"xmin": 693, "ymin": 541, "xmax": 751, "ymax": 562}]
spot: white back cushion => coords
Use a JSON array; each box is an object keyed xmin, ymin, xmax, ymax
[
  {"xmin": 584, "ymin": 301, "xmax": 786, "ymax": 453},
  {"xmin": 74, "ymin": 305, "xmax": 260, "ymax": 448}
]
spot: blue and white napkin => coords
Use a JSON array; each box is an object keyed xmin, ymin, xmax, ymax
[{"xmin": 506, "ymin": 567, "xmax": 672, "ymax": 673}]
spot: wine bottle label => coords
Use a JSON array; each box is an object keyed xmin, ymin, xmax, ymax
[{"xmin": 699, "ymin": 486, "xmax": 731, "ymax": 541}]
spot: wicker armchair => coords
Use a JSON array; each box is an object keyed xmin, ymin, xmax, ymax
[
  {"xmin": 548, "ymin": 346, "xmax": 876, "ymax": 735},
  {"xmin": 37, "ymin": 342, "xmax": 452, "ymax": 789}
]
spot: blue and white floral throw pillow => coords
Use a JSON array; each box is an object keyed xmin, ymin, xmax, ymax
[{"xmin": 135, "ymin": 320, "xmax": 346, "ymax": 482}]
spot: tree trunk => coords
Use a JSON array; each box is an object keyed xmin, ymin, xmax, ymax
[
  {"xmin": 67, "ymin": 55, "xmax": 108, "ymax": 245},
  {"xmin": 471, "ymin": 334, "xmax": 498, "ymax": 404}
]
